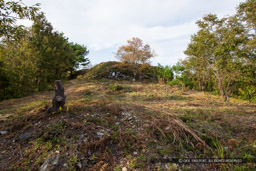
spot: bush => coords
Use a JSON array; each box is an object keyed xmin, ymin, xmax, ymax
[
  {"xmin": 156, "ymin": 64, "xmax": 174, "ymax": 83},
  {"xmin": 109, "ymin": 84, "xmax": 123, "ymax": 92}
]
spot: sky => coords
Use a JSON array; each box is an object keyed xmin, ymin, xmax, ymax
[{"xmin": 22, "ymin": 0, "xmax": 245, "ymax": 66}]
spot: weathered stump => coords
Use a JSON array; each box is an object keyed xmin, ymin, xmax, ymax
[{"xmin": 48, "ymin": 80, "xmax": 66, "ymax": 113}]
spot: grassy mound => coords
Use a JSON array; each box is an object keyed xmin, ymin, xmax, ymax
[{"xmin": 84, "ymin": 61, "xmax": 157, "ymax": 80}]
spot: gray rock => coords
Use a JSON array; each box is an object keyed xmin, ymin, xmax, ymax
[
  {"xmin": 77, "ymin": 162, "xmax": 82, "ymax": 169},
  {"xmin": 97, "ymin": 132, "xmax": 104, "ymax": 138},
  {"xmin": 0, "ymin": 131, "xmax": 7, "ymax": 135},
  {"xmin": 40, "ymin": 155, "xmax": 51, "ymax": 171},
  {"xmin": 40, "ymin": 152, "xmax": 60, "ymax": 171},
  {"xmin": 53, "ymin": 154, "xmax": 60, "ymax": 166},
  {"xmin": 20, "ymin": 132, "xmax": 34, "ymax": 140}
]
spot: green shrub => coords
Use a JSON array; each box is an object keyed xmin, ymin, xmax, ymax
[
  {"xmin": 109, "ymin": 84, "xmax": 123, "ymax": 91},
  {"xmin": 156, "ymin": 64, "xmax": 174, "ymax": 83}
]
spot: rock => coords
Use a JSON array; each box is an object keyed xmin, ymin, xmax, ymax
[
  {"xmin": 122, "ymin": 167, "xmax": 127, "ymax": 171},
  {"xmin": 165, "ymin": 164, "xmax": 169, "ymax": 169},
  {"xmin": 40, "ymin": 152, "xmax": 60, "ymax": 171},
  {"xmin": 77, "ymin": 162, "xmax": 82, "ymax": 169},
  {"xmin": 53, "ymin": 154, "xmax": 60, "ymax": 166},
  {"xmin": 97, "ymin": 132, "xmax": 104, "ymax": 138},
  {"xmin": 127, "ymin": 117, "xmax": 133, "ymax": 121},
  {"xmin": 19, "ymin": 132, "xmax": 34, "ymax": 140},
  {"xmin": 0, "ymin": 131, "xmax": 7, "ymax": 135},
  {"xmin": 133, "ymin": 151, "xmax": 138, "ymax": 155},
  {"xmin": 63, "ymin": 163, "xmax": 67, "ymax": 167},
  {"xmin": 40, "ymin": 156, "xmax": 51, "ymax": 171}
]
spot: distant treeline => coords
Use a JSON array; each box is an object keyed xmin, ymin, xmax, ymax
[
  {"xmin": 172, "ymin": 0, "xmax": 256, "ymax": 102},
  {"xmin": 0, "ymin": 1, "xmax": 89, "ymax": 100}
]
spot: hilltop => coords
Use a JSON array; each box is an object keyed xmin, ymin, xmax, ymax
[
  {"xmin": 82, "ymin": 61, "xmax": 157, "ymax": 81},
  {"xmin": 0, "ymin": 73, "xmax": 256, "ymax": 170}
]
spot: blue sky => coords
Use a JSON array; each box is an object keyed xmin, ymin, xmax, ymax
[{"xmin": 22, "ymin": 0, "xmax": 245, "ymax": 66}]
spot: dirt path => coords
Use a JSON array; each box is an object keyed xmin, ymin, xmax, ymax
[{"xmin": 65, "ymin": 80, "xmax": 77, "ymax": 95}]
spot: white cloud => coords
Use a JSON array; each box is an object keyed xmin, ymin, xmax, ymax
[{"xmin": 22, "ymin": 0, "xmax": 245, "ymax": 66}]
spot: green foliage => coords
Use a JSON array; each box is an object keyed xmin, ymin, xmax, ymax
[
  {"xmin": 109, "ymin": 84, "xmax": 123, "ymax": 92},
  {"xmin": 85, "ymin": 61, "xmax": 119, "ymax": 79},
  {"xmin": 68, "ymin": 42, "xmax": 90, "ymax": 79},
  {"xmin": 138, "ymin": 63, "xmax": 157, "ymax": 79},
  {"xmin": 0, "ymin": 12, "xmax": 90, "ymax": 100},
  {"xmin": 0, "ymin": 0, "xmax": 40, "ymax": 38},
  {"xmin": 238, "ymin": 86, "xmax": 256, "ymax": 102},
  {"xmin": 84, "ymin": 61, "xmax": 156, "ymax": 80},
  {"xmin": 182, "ymin": 0, "xmax": 256, "ymax": 101},
  {"xmin": 213, "ymin": 139, "xmax": 224, "ymax": 159},
  {"xmin": 156, "ymin": 64, "xmax": 174, "ymax": 83},
  {"xmin": 168, "ymin": 62, "xmax": 194, "ymax": 89}
]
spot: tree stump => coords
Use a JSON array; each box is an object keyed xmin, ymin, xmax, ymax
[{"xmin": 48, "ymin": 80, "xmax": 66, "ymax": 113}]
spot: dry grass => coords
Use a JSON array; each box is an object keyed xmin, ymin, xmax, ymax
[{"xmin": 0, "ymin": 79, "xmax": 256, "ymax": 170}]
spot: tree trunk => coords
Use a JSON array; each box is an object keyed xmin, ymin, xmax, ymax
[{"xmin": 215, "ymin": 69, "xmax": 229, "ymax": 102}]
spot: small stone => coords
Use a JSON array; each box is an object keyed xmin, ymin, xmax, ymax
[
  {"xmin": 19, "ymin": 132, "xmax": 33, "ymax": 140},
  {"xmin": 133, "ymin": 151, "xmax": 138, "ymax": 155},
  {"xmin": 63, "ymin": 163, "xmax": 67, "ymax": 167},
  {"xmin": 77, "ymin": 162, "xmax": 82, "ymax": 168},
  {"xmin": 0, "ymin": 131, "xmax": 7, "ymax": 135},
  {"xmin": 97, "ymin": 132, "xmax": 104, "ymax": 138},
  {"xmin": 165, "ymin": 126, "xmax": 170, "ymax": 130},
  {"xmin": 79, "ymin": 134, "xmax": 84, "ymax": 140},
  {"xmin": 53, "ymin": 154, "xmax": 60, "ymax": 166},
  {"xmin": 122, "ymin": 167, "xmax": 127, "ymax": 171},
  {"xmin": 127, "ymin": 117, "xmax": 133, "ymax": 121}
]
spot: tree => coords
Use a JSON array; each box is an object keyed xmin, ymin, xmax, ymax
[
  {"xmin": 184, "ymin": 14, "xmax": 246, "ymax": 101},
  {"xmin": 68, "ymin": 42, "xmax": 90, "ymax": 78},
  {"xmin": 116, "ymin": 37, "xmax": 155, "ymax": 78},
  {"xmin": 116, "ymin": 37, "xmax": 155, "ymax": 64},
  {"xmin": 0, "ymin": 5, "xmax": 90, "ymax": 100},
  {"xmin": 0, "ymin": 0, "xmax": 40, "ymax": 38},
  {"xmin": 156, "ymin": 64, "xmax": 174, "ymax": 83},
  {"xmin": 30, "ymin": 14, "xmax": 76, "ymax": 90},
  {"xmin": 236, "ymin": 0, "xmax": 256, "ymax": 102},
  {"xmin": 0, "ymin": 27, "xmax": 37, "ymax": 98}
]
